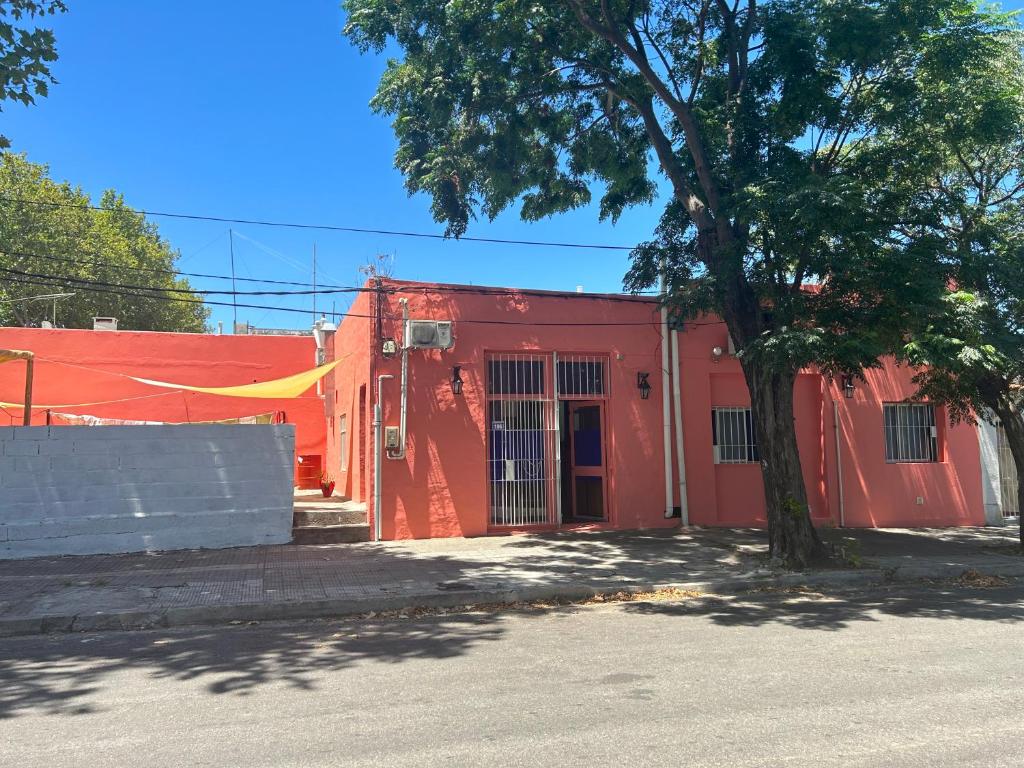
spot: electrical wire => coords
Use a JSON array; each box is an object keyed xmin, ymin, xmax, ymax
[
  {"xmin": 0, "ymin": 272, "xmax": 728, "ymax": 327},
  {"xmin": 0, "ymin": 196, "xmax": 638, "ymax": 251},
  {"xmin": 1, "ymin": 246, "xmax": 662, "ymax": 301}
]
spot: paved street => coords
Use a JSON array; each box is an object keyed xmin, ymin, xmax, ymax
[{"xmin": 1, "ymin": 582, "xmax": 1022, "ymax": 767}]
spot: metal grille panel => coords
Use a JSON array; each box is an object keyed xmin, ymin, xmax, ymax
[
  {"xmin": 997, "ymin": 425, "xmax": 1020, "ymax": 517},
  {"xmin": 486, "ymin": 353, "xmax": 558, "ymax": 527},
  {"xmin": 557, "ymin": 354, "xmax": 609, "ymax": 398},
  {"xmin": 712, "ymin": 407, "xmax": 760, "ymax": 464},
  {"xmin": 884, "ymin": 404, "xmax": 938, "ymax": 463}
]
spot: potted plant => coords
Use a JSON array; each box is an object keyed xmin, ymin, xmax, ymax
[{"xmin": 319, "ymin": 473, "xmax": 336, "ymax": 498}]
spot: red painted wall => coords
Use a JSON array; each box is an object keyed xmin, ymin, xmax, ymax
[
  {"xmin": 0, "ymin": 327, "xmax": 327, "ymax": 481},
  {"xmin": 329, "ymin": 279, "xmax": 985, "ymax": 539}
]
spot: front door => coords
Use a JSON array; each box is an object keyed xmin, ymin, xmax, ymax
[{"xmin": 569, "ymin": 401, "xmax": 606, "ymax": 521}]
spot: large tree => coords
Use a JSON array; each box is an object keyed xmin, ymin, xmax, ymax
[
  {"xmin": 344, "ymin": 0, "xmax": 1012, "ymax": 566},
  {"xmin": 0, "ymin": 0, "xmax": 65, "ymax": 149},
  {"xmin": 0, "ymin": 153, "xmax": 210, "ymax": 332}
]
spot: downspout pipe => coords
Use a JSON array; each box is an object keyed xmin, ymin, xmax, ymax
[
  {"xmin": 833, "ymin": 398, "xmax": 846, "ymax": 528},
  {"xmin": 373, "ymin": 374, "xmax": 394, "ymax": 542},
  {"xmin": 671, "ymin": 328, "xmax": 689, "ymax": 525},
  {"xmin": 387, "ymin": 298, "xmax": 410, "ymax": 461},
  {"xmin": 660, "ymin": 277, "xmax": 674, "ymax": 519}
]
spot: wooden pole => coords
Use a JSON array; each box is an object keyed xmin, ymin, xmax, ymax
[{"xmin": 23, "ymin": 356, "xmax": 33, "ymax": 426}]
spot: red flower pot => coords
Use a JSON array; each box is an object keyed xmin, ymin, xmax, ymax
[{"xmin": 320, "ymin": 481, "xmax": 335, "ymax": 497}]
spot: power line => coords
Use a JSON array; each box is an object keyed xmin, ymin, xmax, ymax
[
  {"xmin": 1, "ymin": 246, "xmax": 661, "ymax": 301},
  {"xmin": 1, "ymin": 272, "xmax": 717, "ymax": 327},
  {"xmin": 0, "ymin": 196, "xmax": 639, "ymax": 252},
  {"xmin": 0, "ymin": 265, "xmax": 362, "ymax": 297}
]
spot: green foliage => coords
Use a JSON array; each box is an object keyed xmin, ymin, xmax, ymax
[
  {"xmin": 0, "ymin": 1, "xmax": 65, "ymax": 148},
  {"xmin": 343, "ymin": 1, "xmax": 1010, "ymax": 376},
  {"xmin": 0, "ymin": 153, "xmax": 210, "ymax": 332},
  {"xmin": 890, "ymin": 16, "xmax": 1024, "ymax": 428}
]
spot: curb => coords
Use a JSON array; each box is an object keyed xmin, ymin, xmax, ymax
[{"xmin": 1, "ymin": 563, "xmax": 1021, "ymax": 638}]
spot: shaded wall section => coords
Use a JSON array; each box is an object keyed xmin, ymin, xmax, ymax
[{"xmin": 0, "ymin": 327, "xmax": 326, "ymax": 483}]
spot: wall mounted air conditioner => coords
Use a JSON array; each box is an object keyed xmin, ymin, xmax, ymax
[{"xmin": 407, "ymin": 320, "xmax": 454, "ymax": 350}]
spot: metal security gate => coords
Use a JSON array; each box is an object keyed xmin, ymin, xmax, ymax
[
  {"xmin": 997, "ymin": 425, "xmax": 1019, "ymax": 518},
  {"xmin": 486, "ymin": 353, "xmax": 559, "ymax": 527}
]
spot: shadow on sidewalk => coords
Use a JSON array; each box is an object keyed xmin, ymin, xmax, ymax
[{"xmin": 623, "ymin": 582, "xmax": 1024, "ymax": 631}]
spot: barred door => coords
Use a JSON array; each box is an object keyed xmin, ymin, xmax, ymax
[
  {"xmin": 997, "ymin": 425, "xmax": 1019, "ymax": 517},
  {"xmin": 486, "ymin": 353, "xmax": 558, "ymax": 527}
]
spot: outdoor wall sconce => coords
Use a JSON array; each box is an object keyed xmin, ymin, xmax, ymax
[
  {"xmin": 637, "ymin": 372, "xmax": 652, "ymax": 400},
  {"xmin": 841, "ymin": 374, "xmax": 855, "ymax": 399},
  {"xmin": 450, "ymin": 366, "xmax": 464, "ymax": 396}
]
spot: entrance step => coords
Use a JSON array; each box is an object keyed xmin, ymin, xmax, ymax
[
  {"xmin": 293, "ymin": 507, "xmax": 367, "ymax": 526},
  {"xmin": 291, "ymin": 496, "xmax": 369, "ymax": 545},
  {"xmin": 292, "ymin": 523, "xmax": 370, "ymax": 545}
]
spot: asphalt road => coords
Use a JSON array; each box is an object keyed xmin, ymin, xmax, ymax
[{"xmin": 1, "ymin": 583, "xmax": 1022, "ymax": 767}]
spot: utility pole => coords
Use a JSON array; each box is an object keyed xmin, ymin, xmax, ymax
[
  {"xmin": 229, "ymin": 229, "xmax": 238, "ymax": 331},
  {"xmin": 312, "ymin": 243, "xmax": 318, "ymax": 323}
]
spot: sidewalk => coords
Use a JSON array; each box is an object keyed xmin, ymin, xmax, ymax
[{"xmin": 0, "ymin": 526, "xmax": 1021, "ymax": 636}]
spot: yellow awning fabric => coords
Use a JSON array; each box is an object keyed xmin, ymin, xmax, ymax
[
  {"xmin": 0, "ymin": 359, "xmax": 342, "ymax": 408},
  {"xmin": 128, "ymin": 359, "xmax": 341, "ymax": 399},
  {"xmin": 0, "ymin": 349, "xmax": 34, "ymax": 364}
]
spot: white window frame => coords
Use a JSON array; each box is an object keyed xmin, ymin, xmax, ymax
[
  {"xmin": 883, "ymin": 403, "xmax": 938, "ymax": 463},
  {"xmin": 339, "ymin": 414, "xmax": 348, "ymax": 470},
  {"xmin": 712, "ymin": 407, "xmax": 760, "ymax": 464}
]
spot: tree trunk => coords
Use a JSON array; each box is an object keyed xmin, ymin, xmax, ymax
[
  {"xmin": 741, "ymin": 357, "xmax": 830, "ymax": 568},
  {"xmin": 990, "ymin": 400, "xmax": 1024, "ymax": 548}
]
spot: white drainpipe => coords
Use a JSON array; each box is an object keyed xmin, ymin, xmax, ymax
[
  {"xmin": 671, "ymin": 328, "xmax": 689, "ymax": 525},
  {"xmin": 373, "ymin": 374, "xmax": 394, "ymax": 542},
  {"xmin": 660, "ymin": 287, "xmax": 674, "ymax": 519},
  {"xmin": 833, "ymin": 398, "xmax": 846, "ymax": 527}
]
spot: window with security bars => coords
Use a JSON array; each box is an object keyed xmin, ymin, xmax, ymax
[
  {"xmin": 557, "ymin": 356, "xmax": 607, "ymax": 398},
  {"xmin": 883, "ymin": 403, "xmax": 938, "ymax": 463},
  {"xmin": 712, "ymin": 407, "xmax": 760, "ymax": 464},
  {"xmin": 997, "ymin": 425, "xmax": 1019, "ymax": 517},
  {"xmin": 487, "ymin": 359, "xmax": 545, "ymax": 395}
]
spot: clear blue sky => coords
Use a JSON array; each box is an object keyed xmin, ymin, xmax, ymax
[
  {"xmin": 4, "ymin": 1, "xmax": 1022, "ymax": 330},
  {"xmin": 3, "ymin": 1, "xmax": 664, "ymax": 330}
]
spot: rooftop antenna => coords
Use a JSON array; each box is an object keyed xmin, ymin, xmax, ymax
[
  {"xmin": 312, "ymin": 243, "xmax": 317, "ymax": 323},
  {"xmin": 229, "ymin": 229, "xmax": 238, "ymax": 330}
]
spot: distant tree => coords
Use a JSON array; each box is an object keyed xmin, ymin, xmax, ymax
[
  {"xmin": 0, "ymin": 0, "xmax": 66, "ymax": 148},
  {"xmin": 0, "ymin": 153, "xmax": 210, "ymax": 332},
  {"xmin": 344, "ymin": 0, "xmax": 1013, "ymax": 566}
]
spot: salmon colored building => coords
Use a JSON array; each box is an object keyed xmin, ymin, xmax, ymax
[
  {"xmin": 0, "ymin": 327, "xmax": 328, "ymax": 486},
  {"xmin": 326, "ymin": 278, "xmax": 987, "ymax": 540}
]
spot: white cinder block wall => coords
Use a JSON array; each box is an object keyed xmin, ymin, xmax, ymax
[
  {"xmin": 977, "ymin": 419, "xmax": 1007, "ymax": 525},
  {"xmin": 0, "ymin": 424, "xmax": 295, "ymax": 559}
]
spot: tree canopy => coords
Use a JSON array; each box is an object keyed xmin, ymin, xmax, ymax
[
  {"xmin": 0, "ymin": 0, "xmax": 65, "ymax": 149},
  {"xmin": 0, "ymin": 153, "xmax": 210, "ymax": 332}
]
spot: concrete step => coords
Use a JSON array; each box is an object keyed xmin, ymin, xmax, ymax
[
  {"xmin": 291, "ymin": 524, "xmax": 371, "ymax": 545},
  {"xmin": 293, "ymin": 508, "xmax": 367, "ymax": 527}
]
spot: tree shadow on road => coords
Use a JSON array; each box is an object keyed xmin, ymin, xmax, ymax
[{"xmin": 0, "ymin": 610, "xmax": 505, "ymax": 720}]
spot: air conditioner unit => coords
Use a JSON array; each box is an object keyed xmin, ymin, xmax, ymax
[
  {"xmin": 407, "ymin": 320, "xmax": 454, "ymax": 350},
  {"xmin": 93, "ymin": 317, "xmax": 118, "ymax": 331}
]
